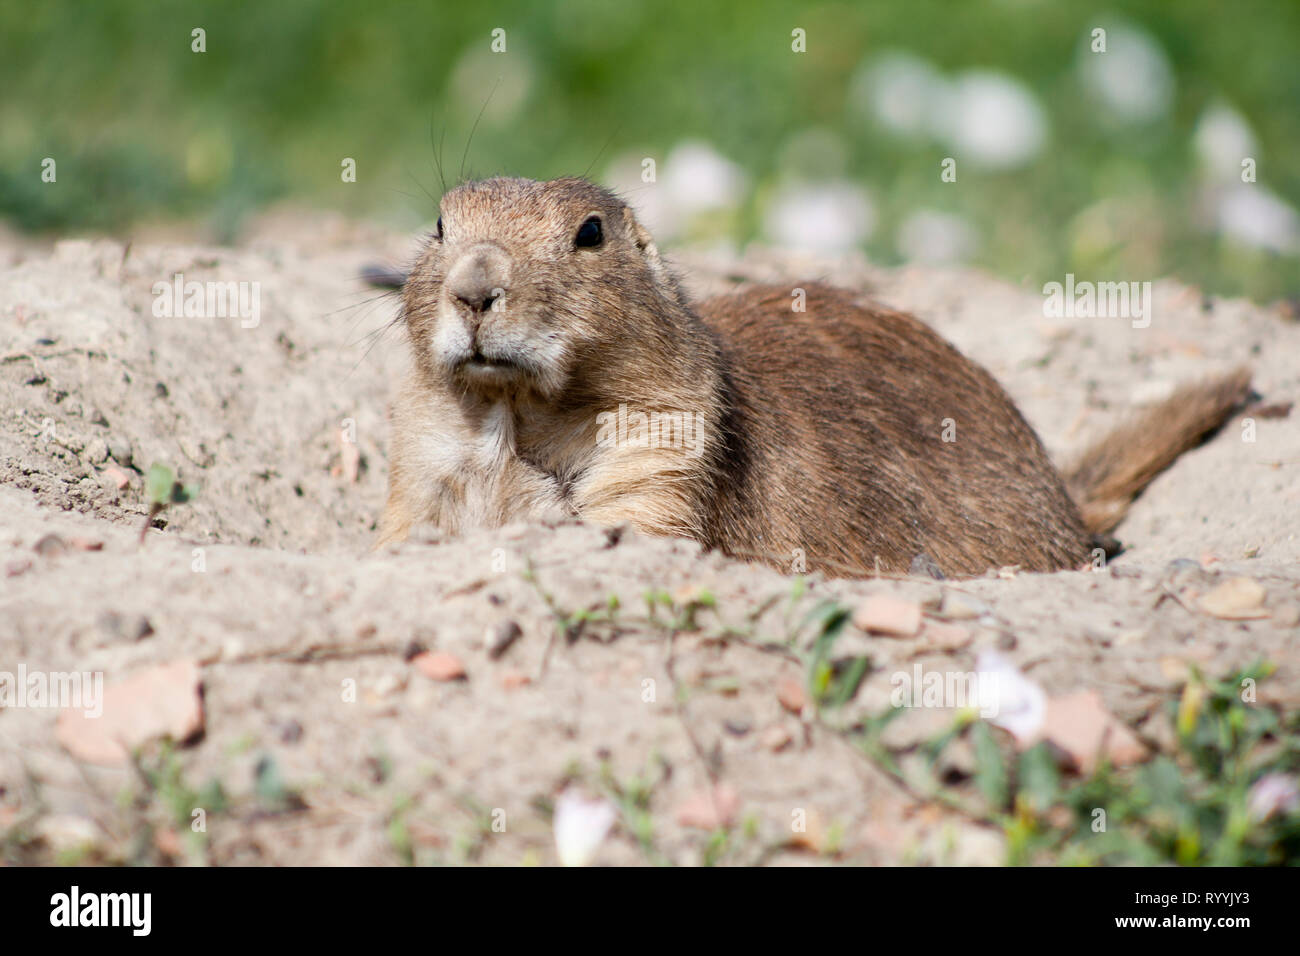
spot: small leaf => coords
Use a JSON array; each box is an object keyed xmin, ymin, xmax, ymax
[
  {"xmin": 1017, "ymin": 743, "xmax": 1060, "ymax": 813},
  {"xmin": 823, "ymin": 656, "xmax": 871, "ymax": 710},
  {"xmin": 145, "ymin": 463, "xmax": 175, "ymax": 505},
  {"xmin": 810, "ymin": 659, "xmax": 833, "ymax": 699},
  {"xmin": 972, "ymin": 720, "xmax": 1009, "ymax": 810}
]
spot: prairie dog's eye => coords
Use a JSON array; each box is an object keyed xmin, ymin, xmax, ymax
[
  {"xmin": 434, "ymin": 216, "xmax": 444, "ymax": 240},
  {"xmin": 575, "ymin": 216, "xmax": 603, "ymax": 248}
]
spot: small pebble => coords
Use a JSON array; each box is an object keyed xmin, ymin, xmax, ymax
[
  {"xmin": 501, "ymin": 669, "xmax": 532, "ymax": 690},
  {"xmin": 487, "ymin": 620, "xmax": 523, "ymax": 659},
  {"xmin": 852, "ymin": 594, "xmax": 922, "ymax": 636},
  {"xmin": 920, "ymin": 620, "xmax": 971, "ymax": 651},
  {"xmin": 412, "ymin": 651, "xmax": 467, "ymax": 681},
  {"xmin": 97, "ymin": 612, "xmax": 154, "ymax": 642},
  {"xmin": 760, "ymin": 725, "xmax": 793, "ymax": 752},
  {"xmin": 102, "ymin": 465, "xmax": 131, "ymax": 490},
  {"xmin": 676, "ymin": 784, "xmax": 740, "ymax": 830},
  {"xmin": 1199, "ymin": 577, "xmax": 1268, "ymax": 620},
  {"xmin": 33, "ymin": 533, "xmax": 67, "ymax": 557},
  {"xmin": 6, "ymin": 559, "xmax": 33, "ymax": 577},
  {"xmin": 107, "ymin": 438, "xmax": 133, "ymax": 468},
  {"xmin": 84, "ymin": 438, "xmax": 109, "ymax": 464},
  {"xmin": 939, "ymin": 592, "xmax": 989, "ymax": 621},
  {"xmin": 776, "ymin": 676, "xmax": 807, "ymax": 714}
]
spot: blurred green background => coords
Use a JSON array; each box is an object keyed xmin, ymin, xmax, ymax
[{"xmin": 2, "ymin": 0, "xmax": 1298, "ymax": 300}]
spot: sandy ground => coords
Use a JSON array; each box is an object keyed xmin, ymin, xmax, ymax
[{"xmin": 1, "ymin": 210, "xmax": 1297, "ymax": 865}]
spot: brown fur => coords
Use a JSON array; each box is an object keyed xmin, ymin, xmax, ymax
[
  {"xmin": 1063, "ymin": 368, "xmax": 1252, "ymax": 536},
  {"xmin": 377, "ymin": 176, "xmax": 1248, "ymax": 577}
]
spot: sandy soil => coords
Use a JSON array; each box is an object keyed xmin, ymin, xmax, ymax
[{"xmin": 1, "ymin": 210, "xmax": 1297, "ymax": 865}]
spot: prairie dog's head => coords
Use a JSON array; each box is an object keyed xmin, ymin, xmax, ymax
[{"xmin": 402, "ymin": 176, "xmax": 678, "ymax": 399}]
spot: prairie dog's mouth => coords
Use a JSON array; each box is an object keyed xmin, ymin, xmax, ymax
[
  {"xmin": 454, "ymin": 349, "xmax": 528, "ymax": 384},
  {"xmin": 466, "ymin": 350, "xmax": 514, "ymax": 368}
]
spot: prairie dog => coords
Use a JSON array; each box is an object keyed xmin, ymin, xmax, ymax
[{"xmin": 376, "ymin": 176, "xmax": 1248, "ymax": 577}]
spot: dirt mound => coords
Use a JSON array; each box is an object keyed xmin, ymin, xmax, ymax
[{"xmin": 2, "ymin": 216, "xmax": 1297, "ymax": 864}]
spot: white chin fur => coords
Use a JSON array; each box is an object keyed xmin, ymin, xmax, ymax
[
  {"xmin": 432, "ymin": 309, "xmax": 570, "ymax": 396},
  {"xmin": 432, "ymin": 307, "xmax": 474, "ymax": 369}
]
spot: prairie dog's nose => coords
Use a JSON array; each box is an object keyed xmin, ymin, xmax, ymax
[{"xmin": 446, "ymin": 242, "xmax": 510, "ymax": 314}]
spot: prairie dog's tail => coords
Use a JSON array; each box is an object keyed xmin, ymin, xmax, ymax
[{"xmin": 1063, "ymin": 367, "xmax": 1252, "ymax": 536}]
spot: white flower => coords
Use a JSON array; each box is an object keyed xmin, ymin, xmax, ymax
[
  {"xmin": 1247, "ymin": 773, "xmax": 1300, "ymax": 823},
  {"xmin": 897, "ymin": 210, "xmax": 977, "ymax": 265},
  {"xmin": 553, "ymin": 788, "xmax": 617, "ymax": 867},
  {"xmin": 661, "ymin": 141, "xmax": 747, "ymax": 217},
  {"xmin": 973, "ymin": 651, "xmax": 1047, "ymax": 742},
  {"xmin": 934, "ymin": 71, "xmax": 1047, "ymax": 169},
  {"xmin": 853, "ymin": 54, "xmax": 1045, "ymax": 169},
  {"xmin": 1216, "ymin": 185, "xmax": 1300, "ymax": 254},
  {"xmin": 1077, "ymin": 23, "xmax": 1174, "ymax": 125},
  {"xmin": 851, "ymin": 51, "xmax": 948, "ymax": 140},
  {"xmin": 1193, "ymin": 102, "xmax": 1257, "ymax": 182},
  {"xmin": 606, "ymin": 142, "xmax": 746, "ymax": 242},
  {"xmin": 763, "ymin": 180, "xmax": 875, "ymax": 253},
  {"xmin": 603, "ymin": 153, "xmax": 675, "ymax": 237}
]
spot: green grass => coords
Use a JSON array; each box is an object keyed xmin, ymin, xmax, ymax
[
  {"xmin": 524, "ymin": 572, "xmax": 1300, "ymax": 865},
  {"xmin": 853, "ymin": 659, "xmax": 1300, "ymax": 865},
  {"xmin": 2, "ymin": 0, "xmax": 1297, "ymax": 299}
]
